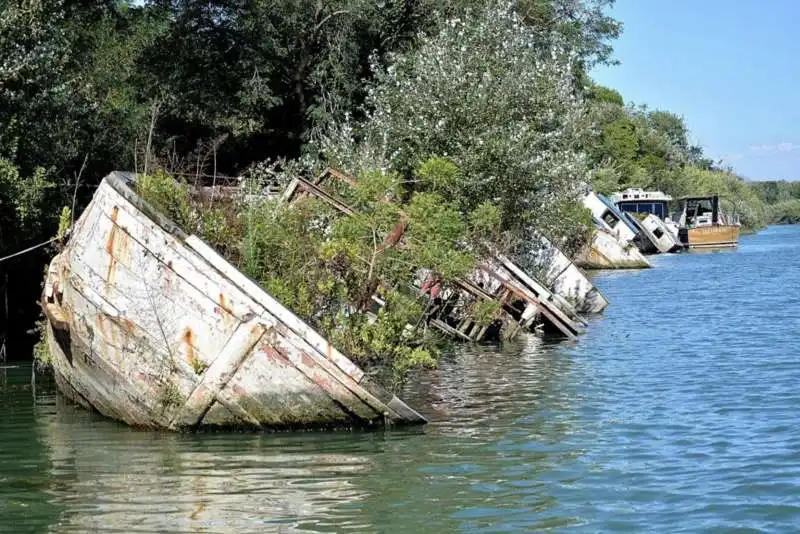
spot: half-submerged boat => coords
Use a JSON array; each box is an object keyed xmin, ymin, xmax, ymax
[
  {"xmin": 582, "ymin": 190, "xmax": 639, "ymax": 245},
  {"xmin": 610, "ymin": 188, "xmax": 682, "ymax": 245},
  {"xmin": 283, "ymin": 168, "xmax": 586, "ymax": 341},
  {"xmin": 675, "ymin": 195, "xmax": 740, "ymax": 249},
  {"xmin": 622, "ymin": 212, "xmax": 681, "ymax": 254},
  {"xmin": 576, "ymin": 226, "xmax": 651, "ymax": 270},
  {"xmin": 40, "ymin": 172, "xmax": 426, "ymax": 430},
  {"xmin": 522, "ymin": 230, "xmax": 609, "ymax": 314}
]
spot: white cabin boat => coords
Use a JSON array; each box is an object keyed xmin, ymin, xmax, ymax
[{"xmin": 582, "ymin": 191, "xmax": 638, "ymax": 244}]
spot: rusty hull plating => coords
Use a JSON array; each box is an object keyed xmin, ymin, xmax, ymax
[{"xmin": 40, "ymin": 172, "xmax": 426, "ymax": 430}]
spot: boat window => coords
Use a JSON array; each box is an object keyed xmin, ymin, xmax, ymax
[
  {"xmin": 653, "ymin": 227, "xmax": 664, "ymax": 239},
  {"xmin": 602, "ymin": 210, "xmax": 619, "ymax": 228},
  {"xmin": 687, "ymin": 199, "xmax": 713, "ymax": 216}
]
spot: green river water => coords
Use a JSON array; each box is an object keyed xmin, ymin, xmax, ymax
[{"xmin": 3, "ymin": 225, "xmax": 800, "ymax": 533}]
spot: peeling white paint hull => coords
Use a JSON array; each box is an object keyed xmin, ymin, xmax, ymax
[
  {"xmin": 576, "ymin": 228, "xmax": 651, "ymax": 270},
  {"xmin": 524, "ymin": 232, "xmax": 609, "ymax": 314},
  {"xmin": 41, "ymin": 172, "xmax": 426, "ymax": 430}
]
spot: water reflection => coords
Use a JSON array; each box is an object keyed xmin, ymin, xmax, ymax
[
  {"xmin": 7, "ymin": 226, "xmax": 800, "ymax": 532},
  {"xmin": 18, "ymin": 330, "xmax": 583, "ymax": 534},
  {"xmin": 38, "ymin": 395, "xmax": 382, "ymax": 533}
]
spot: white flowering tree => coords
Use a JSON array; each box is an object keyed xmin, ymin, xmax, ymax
[{"xmin": 314, "ymin": 1, "xmax": 594, "ymax": 255}]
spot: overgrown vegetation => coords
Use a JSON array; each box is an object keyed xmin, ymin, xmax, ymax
[{"xmin": 138, "ymin": 158, "xmax": 499, "ymax": 383}]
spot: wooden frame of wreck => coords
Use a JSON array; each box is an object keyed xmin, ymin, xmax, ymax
[{"xmin": 282, "ymin": 168, "xmax": 585, "ymax": 341}]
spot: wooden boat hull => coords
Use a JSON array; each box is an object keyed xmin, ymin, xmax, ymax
[
  {"xmin": 680, "ymin": 225, "xmax": 740, "ymax": 249},
  {"xmin": 41, "ymin": 172, "xmax": 426, "ymax": 430},
  {"xmin": 525, "ymin": 231, "xmax": 609, "ymax": 314}
]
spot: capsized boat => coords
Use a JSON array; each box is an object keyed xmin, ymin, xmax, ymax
[
  {"xmin": 521, "ymin": 230, "xmax": 609, "ymax": 314},
  {"xmin": 623, "ymin": 212, "xmax": 681, "ymax": 254},
  {"xmin": 611, "ymin": 187, "xmax": 683, "ymax": 247},
  {"xmin": 676, "ymin": 195, "xmax": 740, "ymax": 249},
  {"xmin": 576, "ymin": 225, "xmax": 651, "ymax": 270},
  {"xmin": 582, "ymin": 190, "xmax": 639, "ymax": 244},
  {"xmin": 40, "ymin": 172, "xmax": 426, "ymax": 430},
  {"xmin": 621, "ymin": 211, "xmax": 658, "ymax": 254}
]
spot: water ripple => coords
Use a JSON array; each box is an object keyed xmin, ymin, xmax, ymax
[{"xmin": 2, "ymin": 226, "xmax": 800, "ymax": 532}]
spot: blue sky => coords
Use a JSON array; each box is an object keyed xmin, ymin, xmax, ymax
[{"xmin": 591, "ymin": 0, "xmax": 799, "ymax": 181}]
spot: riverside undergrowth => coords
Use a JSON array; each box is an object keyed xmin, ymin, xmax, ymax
[{"xmin": 136, "ymin": 159, "xmax": 502, "ymax": 388}]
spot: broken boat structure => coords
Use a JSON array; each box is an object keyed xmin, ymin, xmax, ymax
[
  {"xmin": 41, "ymin": 172, "xmax": 426, "ymax": 430},
  {"xmin": 523, "ymin": 230, "xmax": 609, "ymax": 314},
  {"xmin": 610, "ymin": 188, "xmax": 683, "ymax": 252},
  {"xmin": 578, "ymin": 189, "xmax": 650, "ymax": 269},
  {"xmin": 283, "ymin": 168, "xmax": 587, "ymax": 342}
]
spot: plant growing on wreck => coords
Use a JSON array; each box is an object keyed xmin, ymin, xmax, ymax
[
  {"xmin": 32, "ymin": 318, "xmax": 51, "ymax": 370},
  {"xmin": 132, "ymin": 157, "xmax": 513, "ymax": 385},
  {"xmin": 469, "ymin": 299, "xmax": 503, "ymax": 327},
  {"xmin": 236, "ymin": 163, "xmax": 481, "ymax": 379},
  {"xmin": 160, "ymin": 379, "xmax": 185, "ymax": 410}
]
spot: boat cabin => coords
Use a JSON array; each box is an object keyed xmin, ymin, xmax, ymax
[
  {"xmin": 610, "ymin": 188, "xmax": 673, "ymax": 220},
  {"xmin": 677, "ymin": 195, "xmax": 739, "ymax": 227},
  {"xmin": 582, "ymin": 191, "xmax": 638, "ymax": 244}
]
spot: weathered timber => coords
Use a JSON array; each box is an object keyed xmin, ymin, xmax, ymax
[
  {"xmin": 284, "ymin": 168, "xmax": 584, "ymax": 341},
  {"xmin": 41, "ymin": 172, "xmax": 426, "ymax": 430},
  {"xmin": 524, "ymin": 230, "xmax": 609, "ymax": 314}
]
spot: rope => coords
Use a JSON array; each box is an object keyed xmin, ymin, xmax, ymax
[{"xmin": 0, "ymin": 236, "xmax": 60, "ymax": 264}]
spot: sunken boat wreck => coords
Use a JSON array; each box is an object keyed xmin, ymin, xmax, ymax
[
  {"xmin": 40, "ymin": 170, "xmax": 606, "ymax": 431},
  {"xmin": 41, "ymin": 172, "xmax": 426, "ymax": 430}
]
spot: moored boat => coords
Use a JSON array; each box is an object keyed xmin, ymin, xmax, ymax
[
  {"xmin": 40, "ymin": 172, "xmax": 426, "ymax": 430},
  {"xmin": 676, "ymin": 195, "xmax": 740, "ymax": 249}
]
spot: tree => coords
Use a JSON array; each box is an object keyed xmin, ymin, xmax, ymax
[{"xmin": 315, "ymin": 1, "xmax": 592, "ymax": 252}]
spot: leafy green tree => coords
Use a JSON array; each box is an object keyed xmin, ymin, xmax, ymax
[{"xmin": 316, "ymin": 1, "xmax": 592, "ymax": 253}]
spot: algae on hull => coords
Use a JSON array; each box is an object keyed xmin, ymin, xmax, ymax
[{"xmin": 40, "ymin": 172, "xmax": 426, "ymax": 430}]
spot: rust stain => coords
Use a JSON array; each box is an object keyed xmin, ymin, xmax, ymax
[
  {"xmin": 105, "ymin": 206, "xmax": 119, "ymax": 284},
  {"xmin": 105, "ymin": 206, "xmax": 119, "ymax": 254},
  {"xmin": 216, "ymin": 292, "xmax": 238, "ymax": 329},
  {"xmin": 300, "ymin": 351, "xmax": 316, "ymax": 369},
  {"xmin": 218, "ymin": 293, "xmax": 232, "ymax": 314},
  {"xmin": 182, "ymin": 327, "xmax": 198, "ymax": 367},
  {"xmin": 189, "ymin": 502, "xmax": 207, "ymax": 521},
  {"xmin": 104, "ymin": 206, "xmax": 131, "ymax": 286}
]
